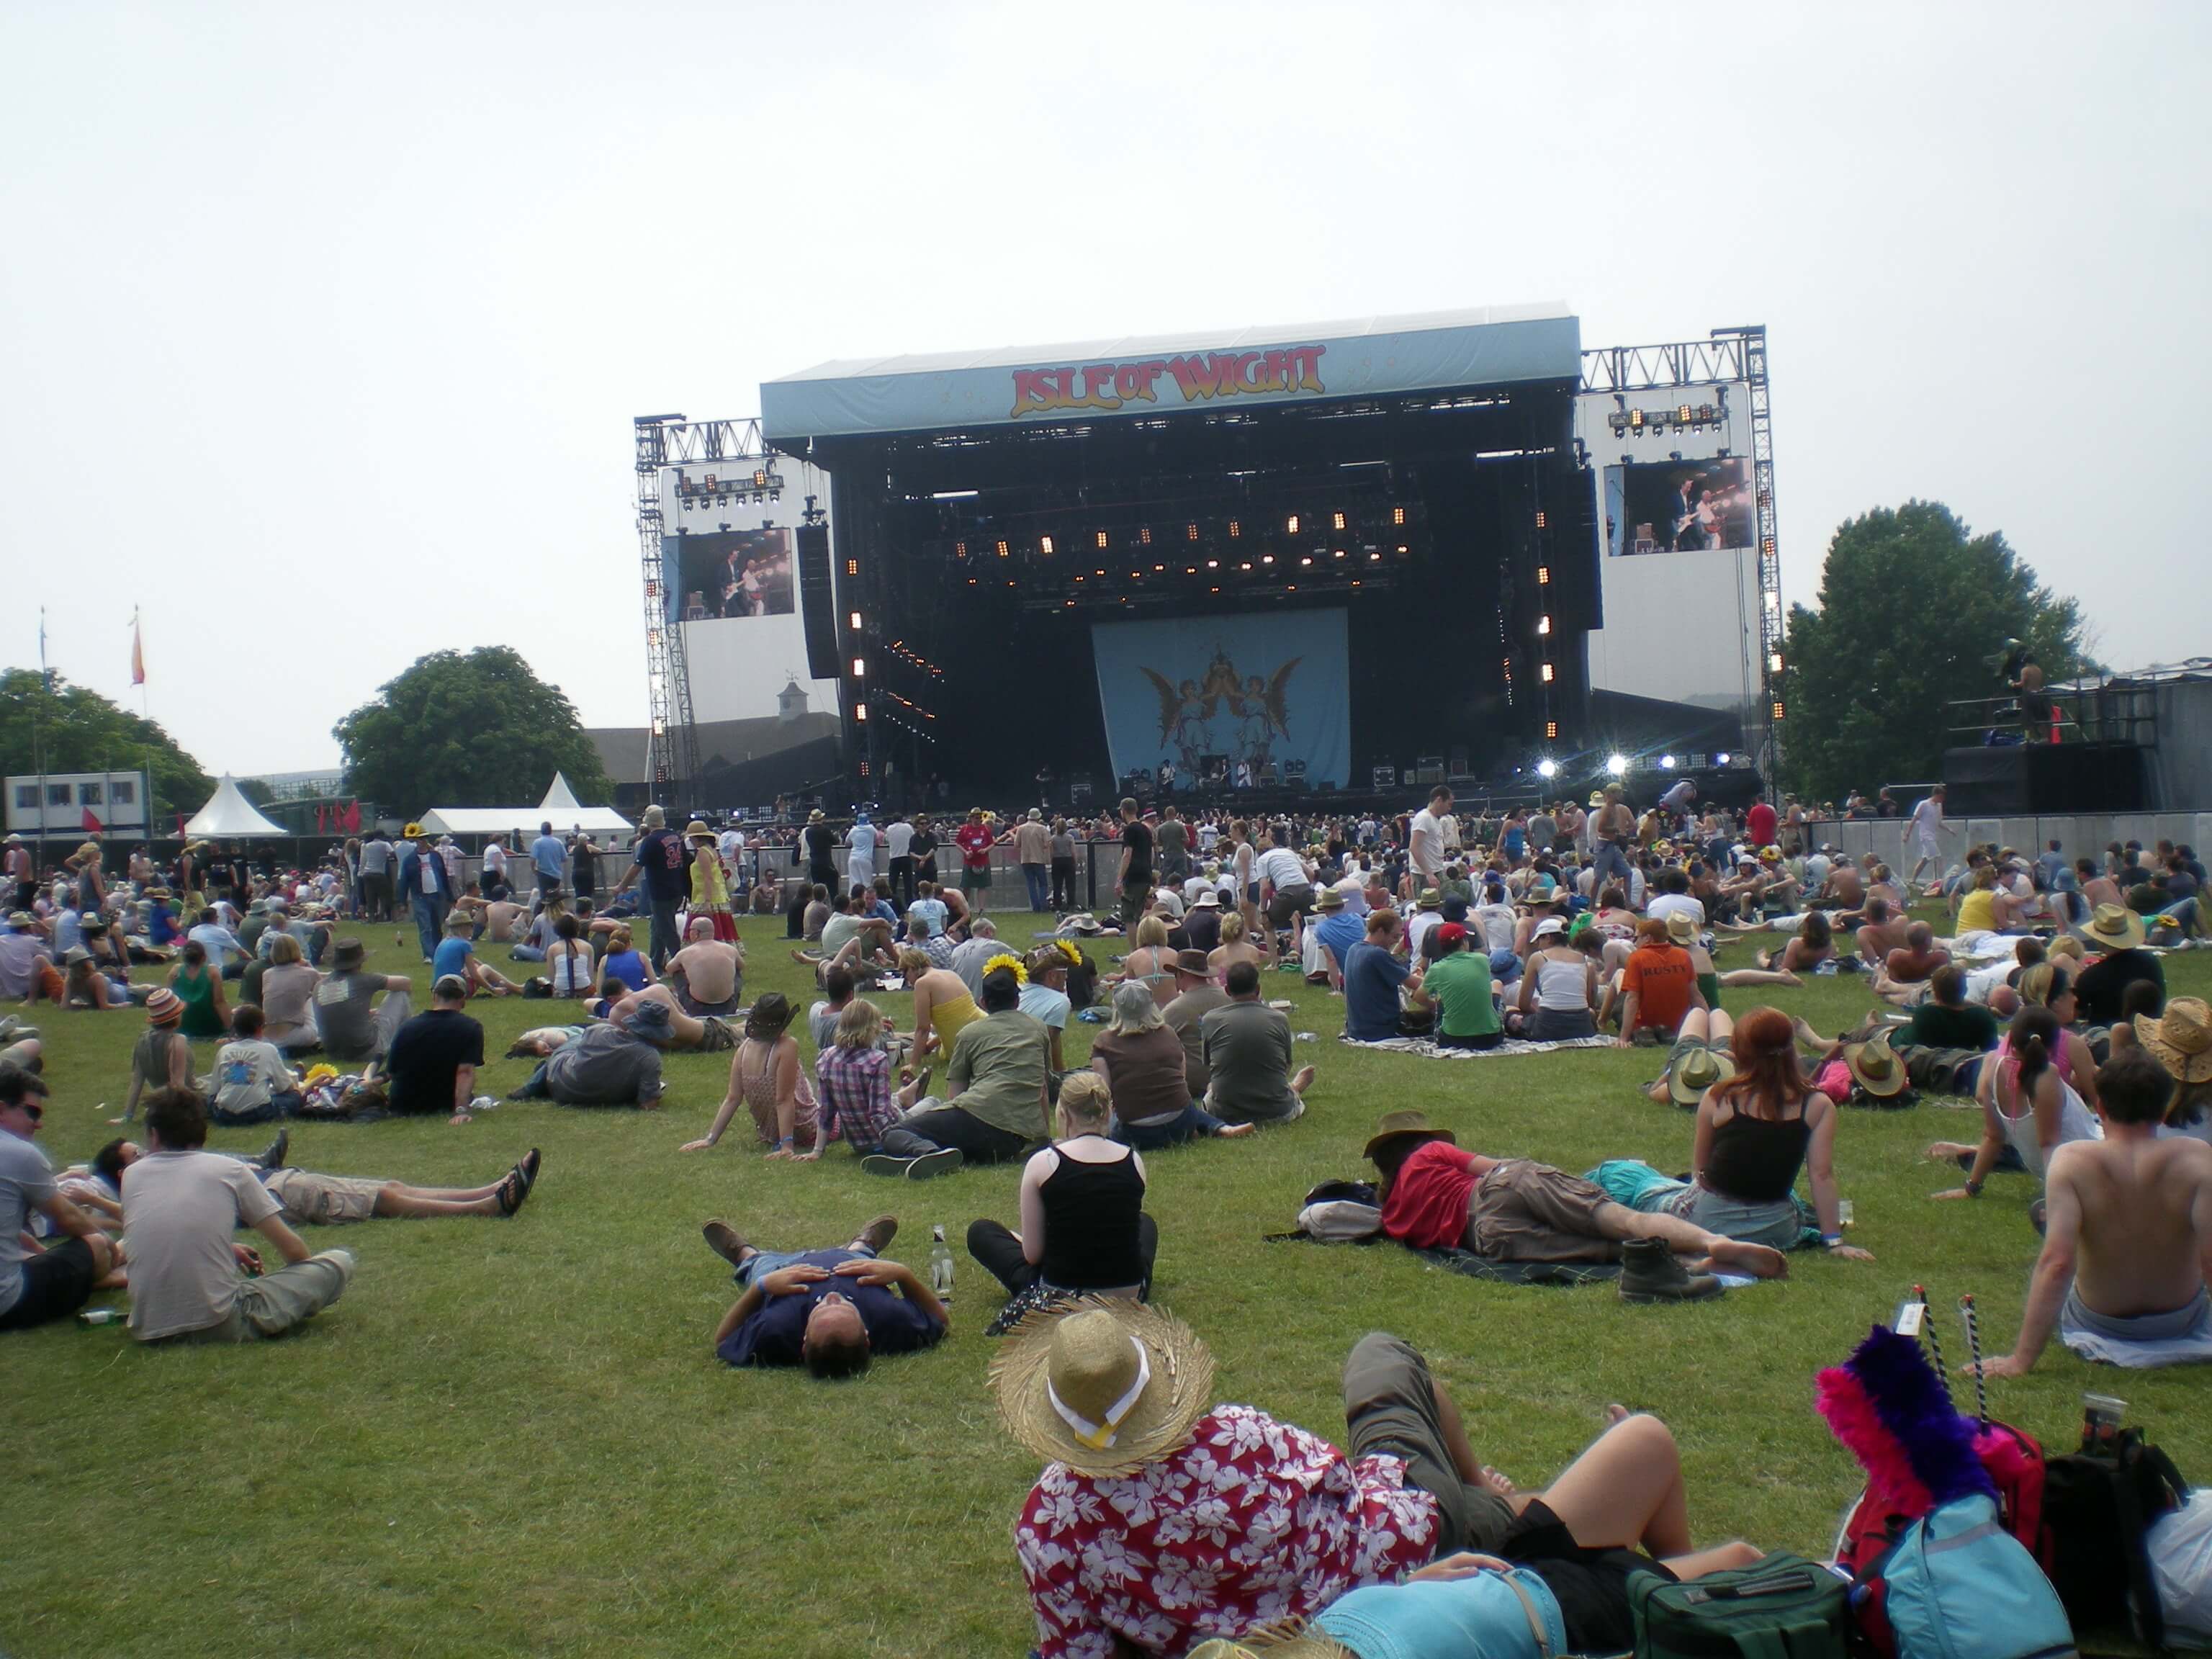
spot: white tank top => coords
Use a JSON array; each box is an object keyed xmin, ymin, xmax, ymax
[
  {"xmin": 1997, "ymin": 1075, "xmax": 2101, "ymax": 1180},
  {"xmin": 1534, "ymin": 953, "xmax": 1590, "ymax": 1012}
]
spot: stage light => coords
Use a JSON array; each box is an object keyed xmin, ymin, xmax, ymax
[
  {"xmin": 1395, "ymin": 545, "xmax": 1408, "ymax": 557},
  {"xmin": 1153, "ymin": 563, "xmax": 1164, "ymax": 573},
  {"xmin": 845, "ymin": 558, "xmax": 859, "ymax": 577},
  {"xmin": 848, "ymin": 610, "xmax": 862, "ymax": 630},
  {"xmin": 1239, "ymin": 562, "xmax": 1252, "ymax": 572},
  {"xmin": 1606, "ymin": 754, "xmax": 1626, "ymax": 775},
  {"xmin": 1537, "ymin": 565, "xmax": 1551, "ymax": 585},
  {"xmin": 1535, "ymin": 511, "xmax": 1547, "ymax": 529},
  {"xmin": 1140, "ymin": 527, "xmax": 1153, "ymax": 546},
  {"xmin": 1537, "ymin": 615, "xmax": 1552, "ymax": 637},
  {"xmin": 1392, "ymin": 505, "xmax": 1406, "ymax": 526},
  {"xmin": 1334, "ymin": 549, "xmax": 1346, "ymax": 559},
  {"xmin": 1261, "ymin": 554, "xmax": 1274, "ymax": 565},
  {"xmin": 1545, "ymin": 721, "xmax": 1559, "ymax": 741},
  {"xmin": 854, "ymin": 702, "xmax": 868, "ymax": 721},
  {"xmin": 1285, "ymin": 514, "xmax": 1300, "ymax": 534},
  {"xmin": 1331, "ymin": 511, "xmax": 1346, "ymax": 531},
  {"xmin": 1184, "ymin": 565, "xmax": 1195, "ymax": 575},
  {"xmin": 1660, "ymin": 755, "xmax": 1676, "ymax": 770},
  {"xmin": 1768, "ymin": 652, "xmax": 1784, "ymax": 673},
  {"xmin": 996, "ymin": 540, "xmax": 1010, "ymax": 558},
  {"xmin": 1206, "ymin": 558, "xmax": 1218, "ymax": 569},
  {"xmin": 1763, "ymin": 591, "xmax": 1779, "ymax": 611},
  {"xmin": 851, "ymin": 657, "xmax": 866, "ymax": 678},
  {"xmin": 1716, "ymin": 752, "xmax": 1732, "ymax": 765},
  {"xmin": 1772, "ymin": 701, "xmax": 1786, "ymax": 720},
  {"xmin": 1537, "ymin": 758, "xmax": 1558, "ymax": 778},
  {"xmin": 953, "ymin": 541, "xmax": 967, "ymax": 558},
  {"xmin": 1540, "ymin": 663, "xmax": 1555, "ymax": 683},
  {"xmin": 1369, "ymin": 551, "xmax": 1382, "ymax": 562},
  {"xmin": 1097, "ymin": 530, "xmax": 1110, "ymax": 549},
  {"xmin": 1039, "ymin": 535, "xmax": 1054, "ymax": 555},
  {"xmin": 1228, "ymin": 520, "xmax": 1241, "ymax": 538},
  {"xmin": 1300, "ymin": 556, "xmax": 1313, "ymax": 567},
  {"xmin": 1187, "ymin": 523, "xmax": 1200, "ymax": 541}
]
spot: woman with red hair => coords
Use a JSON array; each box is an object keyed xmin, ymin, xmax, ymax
[{"xmin": 1661, "ymin": 1005, "xmax": 1873, "ymax": 1260}]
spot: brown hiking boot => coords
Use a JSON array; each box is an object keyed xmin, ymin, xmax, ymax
[
  {"xmin": 854, "ymin": 1215, "xmax": 899, "ymax": 1254},
  {"xmin": 1618, "ymin": 1237, "xmax": 1723, "ymax": 1303},
  {"xmin": 701, "ymin": 1220, "xmax": 749, "ymax": 1266}
]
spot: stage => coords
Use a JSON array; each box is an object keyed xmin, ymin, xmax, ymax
[{"xmin": 760, "ymin": 308, "xmax": 1604, "ymax": 802}]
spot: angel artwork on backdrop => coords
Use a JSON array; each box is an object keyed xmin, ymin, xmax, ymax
[
  {"xmin": 1141, "ymin": 672, "xmax": 1213, "ymax": 774},
  {"xmin": 1235, "ymin": 661, "xmax": 1301, "ymax": 769}
]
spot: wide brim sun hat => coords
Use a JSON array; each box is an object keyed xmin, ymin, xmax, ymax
[{"xmin": 990, "ymin": 1300, "xmax": 1215, "ymax": 1478}]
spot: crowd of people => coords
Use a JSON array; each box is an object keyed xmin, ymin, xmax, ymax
[{"xmin": 6, "ymin": 777, "xmax": 2211, "ymax": 1656}]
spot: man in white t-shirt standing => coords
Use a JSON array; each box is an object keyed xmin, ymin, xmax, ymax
[
  {"xmin": 121, "ymin": 1086, "xmax": 354, "ymax": 1344},
  {"xmin": 883, "ymin": 814, "xmax": 917, "ymax": 908},
  {"xmin": 1407, "ymin": 786, "xmax": 1452, "ymax": 893},
  {"xmin": 1905, "ymin": 785, "xmax": 1948, "ymax": 891}
]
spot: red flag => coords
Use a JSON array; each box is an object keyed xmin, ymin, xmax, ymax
[
  {"xmin": 343, "ymin": 800, "xmax": 362, "ymax": 834},
  {"xmin": 316, "ymin": 804, "xmax": 328, "ymax": 835},
  {"xmin": 131, "ymin": 613, "xmax": 146, "ymax": 687},
  {"xmin": 82, "ymin": 806, "xmax": 104, "ymax": 834}
]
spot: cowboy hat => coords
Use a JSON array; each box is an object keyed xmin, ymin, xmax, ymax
[
  {"xmin": 2138, "ymin": 997, "xmax": 2212, "ymax": 1085},
  {"xmin": 990, "ymin": 1300, "xmax": 1215, "ymax": 1477},
  {"xmin": 1663, "ymin": 910, "xmax": 1699, "ymax": 946},
  {"xmin": 807, "ymin": 808, "xmax": 826, "ymax": 822},
  {"xmin": 1315, "ymin": 886, "xmax": 1346, "ymax": 912},
  {"xmin": 2080, "ymin": 903, "xmax": 2146, "ymax": 950},
  {"xmin": 1362, "ymin": 1109, "xmax": 1457, "ymax": 1163},
  {"xmin": 1844, "ymin": 1030, "xmax": 1909, "ymax": 1099},
  {"xmin": 1171, "ymin": 948, "xmax": 1212, "ymax": 977},
  {"xmin": 1416, "ymin": 888, "xmax": 1441, "ymax": 909},
  {"xmin": 1668, "ymin": 1043, "xmax": 1735, "ymax": 1107}
]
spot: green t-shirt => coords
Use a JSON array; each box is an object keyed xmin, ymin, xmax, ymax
[
  {"xmin": 1902, "ymin": 1002, "xmax": 2000, "ymax": 1051},
  {"xmin": 1423, "ymin": 950, "xmax": 1501, "ymax": 1039},
  {"xmin": 945, "ymin": 1009, "xmax": 1053, "ymax": 1141}
]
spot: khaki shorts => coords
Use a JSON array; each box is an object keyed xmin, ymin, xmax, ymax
[
  {"xmin": 261, "ymin": 1169, "xmax": 387, "ymax": 1226},
  {"xmin": 1467, "ymin": 1159, "xmax": 1619, "ymax": 1263}
]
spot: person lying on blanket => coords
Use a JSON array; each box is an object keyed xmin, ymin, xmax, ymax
[
  {"xmin": 1975, "ymin": 1047, "xmax": 2212, "ymax": 1374},
  {"xmin": 1363, "ymin": 1110, "xmax": 1788, "ymax": 1303}
]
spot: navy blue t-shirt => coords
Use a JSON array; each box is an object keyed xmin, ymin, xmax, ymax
[
  {"xmin": 1343, "ymin": 940, "xmax": 1411, "ymax": 1041},
  {"xmin": 633, "ymin": 828, "xmax": 691, "ymax": 901},
  {"xmin": 715, "ymin": 1249, "xmax": 945, "ymax": 1369}
]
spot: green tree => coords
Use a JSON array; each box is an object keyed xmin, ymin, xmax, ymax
[
  {"xmin": 0, "ymin": 668, "xmax": 213, "ymax": 824},
  {"xmin": 1780, "ymin": 500, "xmax": 2094, "ymax": 801},
  {"xmin": 334, "ymin": 647, "xmax": 612, "ymax": 811}
]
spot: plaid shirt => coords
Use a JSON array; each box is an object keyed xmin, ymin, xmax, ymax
[{"xmin": 814, "ymin": 1044, "xmax": 899, "ymax": 1151}]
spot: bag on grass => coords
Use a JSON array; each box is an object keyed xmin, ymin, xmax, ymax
[
  {"xmin": 1849, "ymin": 1493, "xmax": 2075, "ymax": 1659},
  {"xmin": 2148, "ymin": 1490, "xmax": 2212, "ymax": 1647},
  {"xmin": 2042, "ymin": 1427, "xmax": 2188, "ymax": 1645},
  {"xmin": 1629, "ymin": 1551, "xmax": 1848, "ymax": 1659}
]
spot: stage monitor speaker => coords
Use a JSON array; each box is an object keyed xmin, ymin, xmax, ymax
[
  {"xmin": 795, "ymin": 522, "xmax": 837, "ymax": 680},
  {"xmin": 1942, "ymin": 742, "xmax": 2145, "ymax": 817}
]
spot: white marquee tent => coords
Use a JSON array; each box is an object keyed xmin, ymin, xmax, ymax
[
  {"xmin": 415, "ymin": 773, "xmax": 631, "ymax": 840},
  {"xmin": 183, "ymin": 775, "xmax": 287, "ymax": 839}
]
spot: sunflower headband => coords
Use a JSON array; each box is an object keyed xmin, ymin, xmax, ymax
[{"xmin": 982, "ymin": 952, "xmax": 1029, "ymax": 985}]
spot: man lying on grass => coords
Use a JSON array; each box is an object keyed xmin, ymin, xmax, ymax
[{"xmin": 705, "ymin": 1213, "xmax": 945, "ymax": 1378}]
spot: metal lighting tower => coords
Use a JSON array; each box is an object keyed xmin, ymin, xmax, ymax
[
  {"xmin": 1712, "ymin": 325, "xmax": 1785, "ymax": 784},
  {"xmin": 634, "ymin": 415, "xmax": 701, "ymax": 799}
]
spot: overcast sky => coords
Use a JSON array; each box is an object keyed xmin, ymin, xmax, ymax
[{"xmin": 4, "ymin": 1, "xmax": 2200, "ymax": 779}]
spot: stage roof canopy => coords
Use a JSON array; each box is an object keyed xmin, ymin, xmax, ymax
[{"xmin": 763, "ymin": 303, "xmax": 1580, "ymax": 442}]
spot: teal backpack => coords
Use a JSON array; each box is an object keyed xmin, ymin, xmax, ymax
[
  {"xmin": 1629, "ymin": 1552, "xmax": 1849, "ymax": 1659},
  {"xmin": 1852, "ymin": 1493, "xmax": 2077, "ymax": 1659}
]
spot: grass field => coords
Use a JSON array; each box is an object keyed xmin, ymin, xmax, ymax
[{"xmin": 7, "ymin": 899, "xmax": 2210, "ymax": 1658}]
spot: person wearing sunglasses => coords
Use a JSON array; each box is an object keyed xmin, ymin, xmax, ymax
[{"xmin": 1, "ymin": 1071, "xmax": 122, "ymax": 1332}]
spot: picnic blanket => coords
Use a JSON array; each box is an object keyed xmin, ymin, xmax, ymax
[
  {"xmin": 1415, "ymin": 1247, "xmax": 1619, "ymax": 1285},
  {"xmin": 1338, "ymin": 1033, "xmax": 1616, "ymax": 1060}
]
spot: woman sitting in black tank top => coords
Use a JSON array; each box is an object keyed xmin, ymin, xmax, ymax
[{"xmin": 967, "ymin": 1071, "xmax": 1159, "ymax": 1302}]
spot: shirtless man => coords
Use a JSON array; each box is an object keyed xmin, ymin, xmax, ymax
[
  {"xmin": 1978, "ymin": 1048, "xmax": 2212, "ymax": 1374},
  {"xmin": 1853, "ymin": 896, "xmax": 1911, "ymax": 968},
  {"xmin": 666, "ymin": 916, "xmax": 745, "ymax": 1017}
]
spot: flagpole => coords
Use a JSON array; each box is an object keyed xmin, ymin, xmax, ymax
[
  {"xmin": 134, "ymin": 607, "xmax": 156, "ymax": 839},
  {"xmin": 34, "ymin": 607, "xmax": 48, "ymax": 874}
]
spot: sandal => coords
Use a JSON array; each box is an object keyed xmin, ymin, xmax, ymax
[{"xmin": 496, "ymin": 1167, "xmax": 529, "ymax": 1217}]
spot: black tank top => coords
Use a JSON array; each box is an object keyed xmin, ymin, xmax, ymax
[
  {"xmin": 1702, "ymin": 1102, "xmax": 1812, "ymax": 1204},
  {"xmin": 1038, "ymin": 1146, "xmax": 1148, "ymax": 1290}
]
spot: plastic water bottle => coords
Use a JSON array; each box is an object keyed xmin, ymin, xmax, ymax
[
  {"xmin": 929, "ymin": 1224, "xmax": 955, "ymax": 1305},
  {"xmin": 79, "ymin": 1308, "xmax": 122, "ymax": 1326}
]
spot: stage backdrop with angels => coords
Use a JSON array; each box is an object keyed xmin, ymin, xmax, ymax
[{"xmin": 1090, "ymin": 609, "xmax": 1350, "ymax": 792}]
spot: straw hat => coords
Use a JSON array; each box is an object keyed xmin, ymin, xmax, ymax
[
  {"xmin": 1416, "ymin": 888, "xmax": 1440, "ymax": 909},
  {"xmin": 1668, "ymin": 1043, "xmax": 1735, "ymax": 1107},
  {"xmin": 145, "ymin": 987, "xmax": 183, "ymax": 1025},
  {"xmin": 1191, "ymin": 889, "xmax": 1220, "ymax": 907},
  {"xmin": 807, "ymin": 808, "xmax": 826, "ymax": 823},
  {"xmin": 2080, "ymin": 903, "xmax": 2147, "ymax": 950},
  {"xmin": 1663, "ymin": 910, "xmax": 1699, "ymax": 946},
  {"xmin": 1844, "ymin": 1030, "xmax": 1909, "ymax": 1099},
  {"xmin": 683, "ymin": 820, "xmax": 714, "ymax": 840},
  {"xmin": 2139, "ymin": 997, "xmax": 2212, "ymax": 1085},
  {"xmin": 1362, "ymin": 1109, "xmax": 1457, "ymax": 1163},
  {"xmin": 1315, "ymin": 886, "xmax": 1346, "ymax": 912},
  {"xmin": 990, "ymin": 1301, "xmax": 1215, "ymax": 1477},
  {"xmin": 1191, "ymin": 1637, "xmax": 1352, "ymax": 1659}
]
